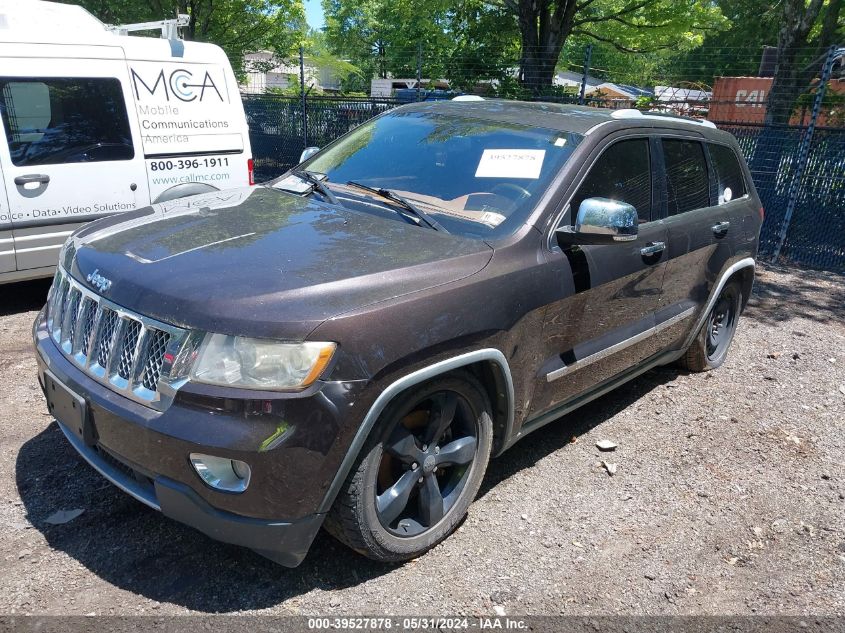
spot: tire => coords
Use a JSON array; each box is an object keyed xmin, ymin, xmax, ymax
[
  {"xmin": 325, "ymin": 371, "xmax": 493, "ymax": 563},
  {"xmin": 678, "ymin": 279, "xmax": 742, "ymax": 372}
]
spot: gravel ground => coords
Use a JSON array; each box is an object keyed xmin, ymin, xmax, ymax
[{"xmin": 0, "ymin": 264, "xmax": 843, "ymax": 616}]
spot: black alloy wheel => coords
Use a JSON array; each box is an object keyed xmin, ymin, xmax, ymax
[
  {"xmin": 325, "ymin": 372, "xmax": 493, "ymax": 562},
  {"xmin": 376, "ymin": 391, "xmax": 477, "ymax": 537}
]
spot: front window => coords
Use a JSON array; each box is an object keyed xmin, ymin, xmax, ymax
[{"xmin": 300, "ymin": 110, "xmax": 582, "ymax": 238}]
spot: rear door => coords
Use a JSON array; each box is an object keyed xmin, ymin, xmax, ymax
[
  {"xmin": 530, "ymin": 135, "xmax": 669, "ymax": 415},
  {"xmin": 0, "ymin": 46, "xmax": 150, "ymax": 271},
  {"xmin": 652, "ymin": 135, "xmax": 740, "ymax": 349}
]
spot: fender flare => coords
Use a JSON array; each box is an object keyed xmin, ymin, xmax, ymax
[
  {"xmin": 316, "ymin": 348, "xmax": 515, "ymax": 514},
  {"xmin": 681, "ymin": 257, "xmax": 756, "ymax": 351}
]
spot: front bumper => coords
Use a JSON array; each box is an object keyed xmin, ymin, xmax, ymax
[{"xmin": 33, "ymin": 308, "xmax": 371, "ymax": 567}]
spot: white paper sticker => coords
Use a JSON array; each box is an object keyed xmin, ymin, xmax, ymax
[
  {"xmin": 723, "ymin": 187, "xmax": 733, "ymax": 202},
  {"xmin": 475, "ymin": 149, "xmax": 546, "ymax": 179}
]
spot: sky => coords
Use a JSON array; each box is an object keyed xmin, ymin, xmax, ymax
[{"xmin": 304, "ymin": 0, "xmax": 325, "ymax": 29}]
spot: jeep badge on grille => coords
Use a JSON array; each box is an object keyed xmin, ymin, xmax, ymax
[{"xmin": 86, "ymin": 269, "xmax": 112, "ymax": 293}]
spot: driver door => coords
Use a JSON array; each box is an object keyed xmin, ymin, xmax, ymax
[
  {"xmin": 529, "ymin": 136, "xmax": 669, "ymax": 416},
  {"xmin": 0, "ymin": 49, "xmax": 149, "ymax": 271}
]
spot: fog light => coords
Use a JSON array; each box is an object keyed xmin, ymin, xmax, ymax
[{"xmin": 189, "ymin": 453, "xmax": 251, "ymax": 493}]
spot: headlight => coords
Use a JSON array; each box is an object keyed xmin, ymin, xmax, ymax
[{"xmin": 190, "ymin": 334, "xmax": 336, "ymax": 390}]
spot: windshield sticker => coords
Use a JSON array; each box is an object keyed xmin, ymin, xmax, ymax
[
  {"xmin": 554, "ymin": 137, "xmax": 567, "ymax": 147},
  {"xmin": 475, "ymin": 149, "xmax": 546, "ymax": 179}
]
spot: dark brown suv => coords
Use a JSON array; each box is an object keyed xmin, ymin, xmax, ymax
[{"xmin": 33, "ymin": 100, "xmax": 762, "ymax": 566}]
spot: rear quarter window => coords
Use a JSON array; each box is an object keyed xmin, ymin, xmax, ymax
[{"xmin": 708, "ymin": 143, "xmax": 748, "ymax": 204}]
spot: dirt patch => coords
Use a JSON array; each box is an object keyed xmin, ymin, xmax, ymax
[{"xmin": 0, "ymin": 264, "xmax": 843, "ymax": 616}]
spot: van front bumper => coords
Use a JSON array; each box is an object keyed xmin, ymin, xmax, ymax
[{"xmin": 32, "ymin": 308, "xmax": 371, "ymax": 567}]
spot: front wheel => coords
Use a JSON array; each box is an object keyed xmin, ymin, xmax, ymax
[
  {"xmin": 325, "ymin": 372, "xmax": 493, "ymax": 562},
  {"xmin": 678, "ymin": 279, "xmax": 742, "ymax": 372}
]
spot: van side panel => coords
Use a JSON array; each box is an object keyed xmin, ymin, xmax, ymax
[
  {"xmin": 0, "ymin": 48, "xmax": 151, "ymax": 273},
  {"xmin": 123, "ymin": 39, "xmax": 253, "ymax": 200}
]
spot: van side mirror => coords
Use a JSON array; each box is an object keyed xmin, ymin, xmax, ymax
[
  {"xmin": 556, "ymin": 197, "xmax": 638, "ymax": 247},
  {"xmin": 299, "ymin": 146, "xmax": 320, "ymax": 163}
]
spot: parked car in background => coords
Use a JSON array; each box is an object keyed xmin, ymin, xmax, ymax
[
  {"xmin": 33, "ymin": 100, "xmax": 761, "ymax": 567},
  {"xmin": 0, "ymin": 0, "xmax": 253, "ymax": 285}
]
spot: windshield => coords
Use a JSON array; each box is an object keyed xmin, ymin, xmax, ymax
[{"xmin": 301, "ymin": 110, "xmax": 582, "ymax": 238}]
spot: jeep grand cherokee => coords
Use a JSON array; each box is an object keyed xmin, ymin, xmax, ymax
[{"xmin": 33, "ymin": 100, "xmax": 762, "ymax": 566}]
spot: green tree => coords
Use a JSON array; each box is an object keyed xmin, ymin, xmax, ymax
[
  {"xmin": 322, "ymin": 0, "xmax": 454, "ymax": 82},
  {"xmin": 65, "ymin": 0, "xmax": 305, "ymax": 76},
  {"xmin": 494, "ymin": 0, "xmax": 726, "ymax": 93},
  {"xmin": 766, "ymin": 0, "xmax": 843, "ymax": 125}
]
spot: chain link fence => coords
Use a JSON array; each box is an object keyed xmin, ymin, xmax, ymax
[{"xmin": 241, "ymin": 44, "xmax": 845, "ymax": 272}]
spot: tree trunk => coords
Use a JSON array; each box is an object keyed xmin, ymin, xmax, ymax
[
  {"xmin": 764, "ymin": 0, "xmax": 841, "ymax": 126},
  {"xmin": 516, "ymin": 0, "xmax": 577, "ymax": 95}
]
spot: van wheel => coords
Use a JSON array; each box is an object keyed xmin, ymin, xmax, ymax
[
  {"xmin": 679, "ymin": 279, "xmax": 742, "ymax": 372},
  {"xmin": 325, "ymin": 372, "xmax": 493, "ymax": 563}
]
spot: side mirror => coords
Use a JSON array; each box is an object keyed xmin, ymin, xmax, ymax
[
  {"xmin": 556, "ymin": 197, "xmax": 638, "ymax": 247},
  {"xmin": 299, "ymin": 146, "xmax": 320, "ymax": 163}
]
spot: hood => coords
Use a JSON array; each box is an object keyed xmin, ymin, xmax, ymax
[{"xmin": 69, "ymin": 186, "xmax": 493, "ymax": 339}]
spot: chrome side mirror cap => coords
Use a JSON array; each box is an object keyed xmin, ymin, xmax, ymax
[
  {"xmin": 556, "ymin": 197, "xmax": 638, "ymax": 246},
  {"xmin": 299, "ymin": 146, "xmax": 320, "ymax": 163}
]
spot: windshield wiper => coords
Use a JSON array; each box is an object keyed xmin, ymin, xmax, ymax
[
  {"xmin": 291, "ymin": 170, "xmax": 340, "ymax": 205},
  {"xmin": 346, "ymin": 181, "xmax": 448, "ymax": 233}
]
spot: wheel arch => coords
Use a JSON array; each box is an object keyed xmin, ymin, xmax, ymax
[
  {"xmin": 681, "ymin": 257, "xmax": 756, "ymax": 352},
  {"xmin": 316, "ymin": 349, "xmax": 515, "ymax": 514}
]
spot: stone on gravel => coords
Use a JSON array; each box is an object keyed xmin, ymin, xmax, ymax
[
  {"xmin": 493, "ymin": 605, "xmax": 506, "ymax": 616},
  {"xmin": 596, "ymin": 440, "xmax": 617, "ymax": 451},
  {"xmin": 602, "ymin": 461, "xmax": 618, "ymax": 476},
  {"xmin": 44, "ymin": 509, "xmax": 84, "ymax": 525}
]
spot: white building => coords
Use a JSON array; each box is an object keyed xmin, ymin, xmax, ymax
[{"xmin": 241, "ymin": 51, "xmax": 341, "ymax": 94}]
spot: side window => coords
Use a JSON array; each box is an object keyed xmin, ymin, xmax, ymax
[
  {"xmin": 709, "ymin": 143, "xmax": 747, "ymax": 204},
  {"xmin": 569, "ymin": 138, "xmax": 652, "ymax": 224},
  {"xmin": 662, "ymin": 138, "xmax": 710, "ymax": 215},
  {"xmin": 0, "ymin": 77, "xmax": 134, "ymax": 166}
]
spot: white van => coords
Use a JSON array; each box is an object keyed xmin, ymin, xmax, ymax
[{"xmin": 0, "ymin": 1, "xmax": 253, "ymax": 284}]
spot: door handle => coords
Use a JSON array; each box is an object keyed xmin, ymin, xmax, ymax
[
  {"xmin": 711, "ymin": 221, "xmax": 730, "ymax": 235},
  {"xmin": 14, "ymin": 174, "xmax": 50, "ymax": 186},
  {"xmin": 640, "ymin": 241, "xmax": 666, "ymax": 257}
]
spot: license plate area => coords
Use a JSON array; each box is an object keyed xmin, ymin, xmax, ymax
[{"xmin": 44, "ymin": 371, "xmax": 94, "ymax": 445}]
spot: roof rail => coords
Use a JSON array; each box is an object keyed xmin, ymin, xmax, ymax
[
  {"xmin": 610, "ymin": 108, "xmax": 644, "ymax": 119},
  {"xmin": 108, "ymin": 14, "xmax": 190, "ymax": 39},
  {"xmin": 611, "ymin": 107, "xmax": 716, "ymax": 129}
]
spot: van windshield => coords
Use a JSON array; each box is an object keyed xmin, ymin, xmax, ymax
[{"xmin": 300, "ymin": 111, "xmax": 582, "ymax": 238}]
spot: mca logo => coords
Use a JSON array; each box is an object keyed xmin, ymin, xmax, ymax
[
  {"xmin": 86, "ymin": 269, "xmax": 112, "ymax": 293},
  {"xmin": 131, "ymin": 67, "xmax": 224, "ymax": 103}
]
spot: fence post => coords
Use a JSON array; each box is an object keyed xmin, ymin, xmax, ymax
[
  {"xmin": 416, "ymin": 42, "xmax": 422, "ymax": 102},
  {"xmin": 771, "ymin": 45, "xmax": 838, "ymax": 263},
  {"xmin": 299, "ymin": 45, "xmax": 308, "ymax": 149},
  {"xmin": 578, "ymin": 44, "xmax": 593, "ymax": 105}
]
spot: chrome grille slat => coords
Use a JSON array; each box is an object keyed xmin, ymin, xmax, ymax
[
  {"xmin": 45, "ymin": 267, "xmax": 190, "ymax": 411},
  {"xmin": 141, "ymin": 330, "xmax": 170, "ymax": 392},
  {"xmin": 116, "ymin": 319, "xmax": 142, "ymax": 380},
  {"xmin": 95, "ymin": 309, "xmax": 120, "ymax": 370},
  {"xmin": 73, "ymin": 298, "xmax": 97, "ymax": 358},
  {"xmin": 60, "ymin": 289, "xmax": 82, "ymax": 353}
]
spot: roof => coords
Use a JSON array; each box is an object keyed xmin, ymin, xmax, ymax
[
  {"xmin": 396, "ymin": 100, "xmax": 727, "ymax": 138},
  {"xmin": 0, "ymin": 0, "xmax": 229, "ymax": 64},
  {"xmin": 0, "ymin": 0, "xmax": 110, "ymax": 41},
  {"xmin": 554, "ymin": 70, "xmax": 602, "ymax": 88}
]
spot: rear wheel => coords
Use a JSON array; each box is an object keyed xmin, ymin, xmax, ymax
[
  {"xmin": 325, "ymin": 372, "xmax": 493, "ymax": 562},
  {"xmin": 679, "ymin": 279, "xmax": 742, "ymax": 372}
]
